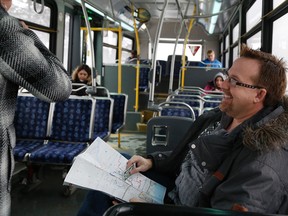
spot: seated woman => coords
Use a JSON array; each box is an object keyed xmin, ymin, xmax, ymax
[
  {"xmin": 204, "ymin": 72, "xmax": 225, "ymax": 92},
  {"xmin": 71, "ymin": 64, "xmax": 92, "ymax": 96}
]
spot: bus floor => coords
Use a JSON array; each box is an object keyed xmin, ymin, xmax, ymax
[{"xmin": 11, "ymin": 132, "xmax": 147, "ymax": 216}]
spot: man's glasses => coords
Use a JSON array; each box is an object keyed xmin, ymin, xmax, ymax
[{"xmin": 223, "ymin": 70, "xmax": 263, "ymax": 89}]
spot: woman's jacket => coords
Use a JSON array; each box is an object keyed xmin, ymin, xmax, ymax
[{"xmin": 0, "ymin": 6, "xmax": 71, "ymax": 216}]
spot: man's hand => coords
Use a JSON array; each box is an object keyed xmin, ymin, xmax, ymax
[{"xmin": 126, "ymin": 155, "xmax": 153, "ymax": 175}]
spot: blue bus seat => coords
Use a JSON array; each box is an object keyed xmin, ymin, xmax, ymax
[
  {"xmin": 92, "ymin": 97, "xmax": 114, "ymax": 141},
  {"xmin": 167, "ymin": 94, "xmax": 204, "ymax": 117},
  {"xmin": 13, "ymin": 94, "xmax": 52, "ymax": 161},
  {"xmin": 146, "ymin": 116, "xmax": 194, "ymax": 156},
  {"xmin": 139, "ymin": 67, "xmax": 150, "ymax": 92},
  {"xmin": 110, "ymin": 93, "xmax": 128, "ymax": 133},
  {"xmin": 158, "ymin": 101, "xmax": 196, "ymax": 120},
  {"xmin": 156, "ymin": 60, "xmax": 167, "ymax": 77},
  {"xmin": 29, "ymin": 96, "xmax": 92, "ymax": 164},
  {"xmin": 202, "ymin": 95, "xmax": 223, "ymax": 114},
  {"xmin": 110, "ymin": 93, "xmax": 128, "ymax": 148}
]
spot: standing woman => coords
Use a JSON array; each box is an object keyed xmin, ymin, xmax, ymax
[{"xmin": 0, "ymin": 1, "xmax": 72, "ymax": 215}]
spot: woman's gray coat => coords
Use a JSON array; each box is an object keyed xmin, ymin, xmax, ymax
[{"xmin": 0, "ymin": 5, "xmax": 72, "ymax": 215}]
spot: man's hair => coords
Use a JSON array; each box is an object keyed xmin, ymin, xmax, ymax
[
  {"xmin": 240, "ymin": 44, "xmax": 287, "ymax": 106},
  {"xmin": 207, "ymin": 50, "xmax": 215, "ymax": 55}
]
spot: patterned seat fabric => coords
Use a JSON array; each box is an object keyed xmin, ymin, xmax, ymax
[
  {"xmin": 93, "ymin": 98, "xmax": 113, "ymax": 140},
  {"xmin": 29, "ymin": 98, "xmax": 92, "ymax": 164},
  {"xmin": 139, "ymin": 67, "xmax": 150, "ymax": 91},
  {"xmin": 110, "ymin": 94, "xmax": 127, "ymax": 133},
  {"xmin": 29, "ymin": 142, "xmax": 87, "ymax": 164},
  {"xmin": 13, "ymin": 96, "xmax": 50, "ymax": 161}
]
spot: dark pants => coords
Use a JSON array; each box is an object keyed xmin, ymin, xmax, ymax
[{"xmin": 77, "ymin": 170, "xmax": 175, "ymax": 216}]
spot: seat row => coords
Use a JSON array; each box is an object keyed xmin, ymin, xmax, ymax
[
  {"xmin": 13, "ymin": 92, "xmax": 128, "ymax": 165},
  {"xmin": 157, "ymin": 87, "xmax": 223, "ymax": 119}
]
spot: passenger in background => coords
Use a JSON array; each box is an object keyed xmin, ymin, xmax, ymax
[
  {"xmin": 199, "ymin": 50, "xmax": 222, "ymax": 68},
  {"xmin": 125, "ymin": 50, "xmax": 137, "ymax": 63},
  {"xmin": 71, "ymin": 64, "xmax": 92, "ymax": 85},
  {"xmin": 77, "ymin": 44, "xmax": 288, "ymax": 215},
  {"xmin": 0, "ymin": 1, "xmax": 72, "ymax": 215},
  {"xmin": 71, "ymin": 64, "xmax": 92, "ymax": 96},
  {"xmin": 204, "ymin": 72, "xmax": 225, "ymax": 92}
]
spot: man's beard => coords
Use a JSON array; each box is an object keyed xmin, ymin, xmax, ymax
[{"xmin": 219, "ymin": 99, "xmax": 232, "ymax": 114}]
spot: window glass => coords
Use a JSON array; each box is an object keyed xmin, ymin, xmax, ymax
[
  {"xmin": 103, "ymin": 31, "xmax": 117, "ymax": 46},
  {"xmin": 272, "ymin": 13, "xmax": 288, "ymax": 63},
  {"xmin": 63, "ymin": 13, "xmax": 71, "ymax": 70},
  {"xmin": 103, "ymin": 47, "xmax": 117, "ymax": 64},
  {"xmin": 34, "ymin": 30, "xmax": 50, "ymax": 48},
  {"xmin": 273, "ymin": 0, "xmax": 285, "ymax": 9},
  {"xmin": 232, "ymin": 46, "xmax": 239, "ymax": 62},
  {"xmin": 122, "ymin": 51, "xmax": 131, "ymax": 63},
  {"xmin": 246, "ymin": 31, "xmax": 261, "ymax": 50},
  {"xmin": 225, "ymin": 34, "xmax": 229, "ymax": 49},
  {"xmin": 246, "ymin": 0, "xmax": 262, "ymax": 32},
  {"xmin": 122, "ymin": 37, "xmax": 133, "ymax": 50},
  {"xmin": 232, "ymin": 23, "xmax": 239, "ymax": 44},
  {"xmin": 225, "ymin": 52, "xmax": 229, "ymax": 68},
  {"xmin": 9, "ymin": 0, "xmax": 51, "ymax": 27},
  {"xmin": 80, "ymin": 30, "xmax": 95, "ymax": 66},
  {"xmin": 155, "ymin": 42, "xmax": 202, "ymax": 61}
]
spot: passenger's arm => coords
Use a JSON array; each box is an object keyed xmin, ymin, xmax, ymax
[{"xmin": 0, "ymin": 14, "xmax": 72, "ymax": 102}]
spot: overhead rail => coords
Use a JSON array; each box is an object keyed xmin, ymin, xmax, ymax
[
  {"xmin": 181, "ymin": 5, "xmax": 197, "ymax": 89},
  {"xmin": 169, "ymin": 0, "xmax": 191, "ymax": 94},
  {"xmin": 131, "ymin": 4, "xmax": 141, "ymax": 112},
  {"xmin": 80, "ymin": 0, "xmax": 97, "ymax": 94},
  {"xmin": 148, "ymin": 0, "xmax": 169, "ymax": 110}
]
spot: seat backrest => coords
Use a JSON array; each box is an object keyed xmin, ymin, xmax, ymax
[
  {"xmin": 49, "ymin": 96, "xmax": 93, "ymax": 142},
  {"xmin": 146, "ymin": 116, "xmax": 194, "ymax": 155},
  {"xmin": 91, "ymin": 97, "xmax": 114, "ymax": 141},
  {"xmin": 14, "ymin": 94, "xmax": 51, "ymax": 140},
  {"xmin": 139, "ymin": 67, "xmax": 150, "ymax": 91},
  {"xmin": 110, "ymin": 93, "xmax": 128, "ymax": 133},
  {"xmin": 158, "ymin": 101, "xmax": 196, "ymax": 120}
]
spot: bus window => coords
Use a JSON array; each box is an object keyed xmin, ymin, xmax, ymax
[
  {"xmin": 246, "ymin": 31, "xmax": 261, "ymax": 50},
  {"xmin": 8, "ymin": 0, "xmax": 51, "ymax": 27},
  {"xmin": 63, "ymin": 13, "xmax": 71, "ymax": 70},
  {"xmin": 232, "ymin": 23, "xmax": 239, "ymax": 44},
  {"xmin": 274, "ymin": 0, "xmax": 286, "ymax": 9},
  {"xmin": 155, "ymin": 41, "xmax": 202, "ymax": 62},
  {"xmin": 272, "ymin": 13, "xmax": 288, "ymax": 63},
  {"xmin": 8, "ymin": 0, "xmax": 52, "ymax": 49},
  {"xmin": 246, "ymin": 0, "xmax": 262, "ymax": 32}
]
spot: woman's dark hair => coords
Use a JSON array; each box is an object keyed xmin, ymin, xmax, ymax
[{"xmin": 71, "ymin": 64, "xmax": 92, "ymax": 84}]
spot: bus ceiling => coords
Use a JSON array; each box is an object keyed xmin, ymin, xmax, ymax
[{"xmin": 85, "ymin": 0, "xmax": 241, "ymax": 35}]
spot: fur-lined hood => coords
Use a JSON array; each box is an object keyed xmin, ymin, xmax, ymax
[{"xmin": 243, "ymin": 96, "xmax": 288, "ymax": 152}]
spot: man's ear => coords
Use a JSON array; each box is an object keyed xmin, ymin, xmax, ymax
[{"xmin": 254, "ymin": 88, "xmax": 267, "ymax": 103}]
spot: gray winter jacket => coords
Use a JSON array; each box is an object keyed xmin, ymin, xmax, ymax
[
  {"xmin": 149, "ymin": 97, "xmax": 288, "ymax": 214},
  {"xmin": 0, "ymin": 6, "xmax": 71, "ymax": 216}
]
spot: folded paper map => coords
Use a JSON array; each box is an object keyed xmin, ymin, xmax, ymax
[{"xmin": 64, "ymin": 137, "xmax": 166, "ymax": 203}]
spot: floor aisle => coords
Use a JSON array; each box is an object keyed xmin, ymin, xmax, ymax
[{"xmin": 11, "ymin": 132, "xmax": 147, "ymax": 216}]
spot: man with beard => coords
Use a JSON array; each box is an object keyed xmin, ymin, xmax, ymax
[{"xmin": 78, "ymin": 44, "xmax": 288, "ymax": 215}]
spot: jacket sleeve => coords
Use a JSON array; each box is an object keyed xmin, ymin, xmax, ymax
[
  {"xmin": 211, "ymin": 158, "xmax": 283, "ymax": 213},
  {"xmin": 0, "ymin": 11, "xmax": 72, "ymax": 102}
]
